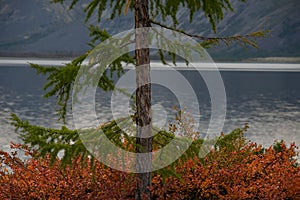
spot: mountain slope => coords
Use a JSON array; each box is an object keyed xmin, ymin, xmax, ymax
[{"xmin": 0, "ymin": 0, "xmax": 299, "ymax": 61}]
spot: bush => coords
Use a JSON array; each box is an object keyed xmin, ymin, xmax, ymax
[
  {"xmin": 1, "ymin": 136, "xmax": 299, "ymax": 199},
  {"xmin": 152, "ymin": 141, "xmax": 300, "ymax": 199},
  {"xmin": 0, "ymin": 143, "xmax": 136, "ymax": 199}
]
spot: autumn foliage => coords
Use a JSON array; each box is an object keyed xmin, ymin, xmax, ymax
[
  {"xmin": 1, "ymin": 140, "xmax": 299, "ymax": 199},
  {"xmin": 152, "ymin": 141, "xmax": 300, "ymax": 199},
  {"xmin": 0, "ymin": 143, "xmax": 136, "ymax": 199}
]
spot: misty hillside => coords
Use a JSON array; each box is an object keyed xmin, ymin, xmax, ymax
[{"xmin": 0, "ymin": 0, "xmax": 299, "ymax": 61}]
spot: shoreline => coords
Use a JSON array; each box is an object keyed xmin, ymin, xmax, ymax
[
  {"xmin": 1, "ymin": 57, "xmax": 300, "ymax": 71},
  {"xmin": 1, "ymin": 56, "xmax": 300, "ymax": 63}
]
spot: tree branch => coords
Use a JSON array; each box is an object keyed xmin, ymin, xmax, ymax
[{"xmin": 149, "ymin": 19, "xmax": 270, "ymax": 48}]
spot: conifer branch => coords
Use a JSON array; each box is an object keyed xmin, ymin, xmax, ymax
[{"xmin": 149, "ymin": 19, "xmax": 270, "ymax": 48}]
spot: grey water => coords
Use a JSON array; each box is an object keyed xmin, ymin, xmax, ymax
[{"xmin": 0, "ymin": 63, "xmax": 300, "ymax": 156}]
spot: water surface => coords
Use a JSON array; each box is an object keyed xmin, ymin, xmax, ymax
[{"xmin": 0, "ymin": 62, "xmax": 299, "ymax": 156}]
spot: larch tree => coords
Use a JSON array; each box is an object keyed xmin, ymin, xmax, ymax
[{"xmin": 10, "ymin": 0, "xmax": 268, "ymax": 199}]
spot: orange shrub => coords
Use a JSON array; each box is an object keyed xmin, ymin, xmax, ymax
[
  {"xmin": 152, "ymin": 142, "xmax": 300, "ymax": 199},
  {"xmin": 0, "ymin": 144, "xmax": 136, "ymax": 199},
  {"xmin": 1, "ymin": 142, "xmax": 299, "ymax": 199}
]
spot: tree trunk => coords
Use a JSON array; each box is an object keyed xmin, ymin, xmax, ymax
[{"xmin": 134, "ymin": 0, "xmax": 152, "ymax": 199}]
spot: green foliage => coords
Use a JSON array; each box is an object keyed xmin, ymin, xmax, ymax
[
  {"xmin": 50, "ymin": 0, "xmax": 269, "ymax": 43},
  {"xmin": 10, "ymin": 113, "xmax": 86, "ymax": 166},
  {"xmin": 10, "ymin": 113, "xmax": 137, "ymax": 167},
  {"xmin": 9, "ymin": 111, "xmax": 192, "ymax": 168},
  {"xmin": 273, "ymin": 140, "xmax": 284, "ymax": 153},
  {"xmin": 150, "ymin": 0, "xmax": 235, "ymax": 32},
  {"xmin": 52, "ymin": 0, "xmax": 244, "ymax": 32},
  {"xmin": 30, "ymin": 50, "xmax": 133, "ymax": 122},
  {"xmin": 215, "ymin": 123, "xmax": 248, "ymax": 151},
  {"xmin": 88, "ymin": 25, "xmax": 112, "ymax": 46},
  {"xmin": 30, "ymin": 62, "xmax": 78, "ymax": 123},
  {"xmin": 10, "ymin": 111, "xmax": 249, "ymax": 173}
]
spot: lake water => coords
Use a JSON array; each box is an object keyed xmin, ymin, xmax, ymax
[{"xmin": 0, "ymin": 61, "xmax": 300, "ymax": 157}]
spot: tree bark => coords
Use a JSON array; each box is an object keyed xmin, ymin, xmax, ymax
[{"xmin": 134, "ymin": 0, "xmax": 152, "ymax": 199}]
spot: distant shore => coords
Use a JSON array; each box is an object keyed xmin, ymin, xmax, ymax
[
  {"xmin": 0, "ymin": 57, "xmax": 71, "ymax": 66},
  {"xmin": 1, "ymin": 57, "xmax": 300, "ymax": 72},
  {"xmin": 1, "ymin": 54, "xmax": 300, "ymax": 64},
  {"xmin": 244, "ymin": 57, "xmax": 300, "ymax": 63}
]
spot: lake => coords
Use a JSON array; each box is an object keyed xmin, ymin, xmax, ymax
[{"xmin": 0, "ymin": 60, "xmax": 300, "ymax": 157}]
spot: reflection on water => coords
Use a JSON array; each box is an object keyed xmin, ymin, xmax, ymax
[{"xmin": 0, "ymin": 66, "xmax": 299, "ymax": 158}]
